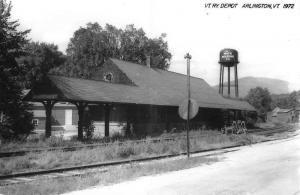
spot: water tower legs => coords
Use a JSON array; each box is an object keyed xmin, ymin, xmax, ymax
[
  {"xmin": 219, "ymin": 64, "xmax": 239, "ymax": 98},
  {"xmin": 228, "ymin": 66, "xmax": 230, "ymax": 96},
  {"xmin": 234, "ymin": 64, "xmax": 239, "ymax": 97},
  {"xmin": 219, "ymin": 65, "xmax": 221, "ymax": 93},
  {"xmin": 221, "ymin": 65, "xmax": 224, "ymax": 94}
]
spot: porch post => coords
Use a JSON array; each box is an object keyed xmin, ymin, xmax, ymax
[
  {"xmin": 237, "ymin": 110, "xmax": 241, "ymax": 120},
  {"xmin": 42, "ymin": 100, "xmax": 56, "ymax": 138},
  {"xmin": 234, "ymin": 110, "xmax": 237, "ymax": 120},
  {"xmin": 0, "ymin": 111, "xmax": 3, "ymax": 123},
  {"xmin": 228, "ymin": 110, "xmax": 231, "ymax": 124},
  {"xmin": 165, "ymin": 107, "xmax": 170, "ymax": 131},
  {"xmin": 75, "ymin": 102, "xmax": 88, "ymax": 141},
  {"xmin": 126, "ymin": 105, "xmax": 131, "ymax": 136},
  {"xmin": 104, "ymin": 104, "xmax": 111, "ymax": 137}
]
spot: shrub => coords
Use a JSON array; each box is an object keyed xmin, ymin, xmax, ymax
[
  {"xmin": 111, "ymin": 132, "xmax": 125, "ymax": 142},
  {"xmin": 46, "ymin": 135, "xmax": 66, "ymax": 147},
  {"xmin": 117, "ymin": 145, "xmax": 135, "ymax": 158},
  {"xmin": 82, "ymin": 112, "xmax": 94, "ymax": 140}
]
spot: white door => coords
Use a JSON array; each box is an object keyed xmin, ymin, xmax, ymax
[{"xmin": 65, "ymin": 109, "xmax": 72, "ymax": 125}]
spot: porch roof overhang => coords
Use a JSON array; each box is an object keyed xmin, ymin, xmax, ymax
[{"xmin": 23, "ymin": 75, "xmax": 256, "ymax": 112}]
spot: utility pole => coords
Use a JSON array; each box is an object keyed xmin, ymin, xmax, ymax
[{"xmin": 184, "ymin": 53, "xmax": 192, "ymax": 158}]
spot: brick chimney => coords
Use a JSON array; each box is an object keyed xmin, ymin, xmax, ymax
[{"xmin": 146, "ymin": 55, "xmax": 151, "ymax": 68}]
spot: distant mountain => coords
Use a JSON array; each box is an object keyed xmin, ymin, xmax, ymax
[{"xmin": 213, "ymin": 76, "xmax": 290, "ymax": 97}]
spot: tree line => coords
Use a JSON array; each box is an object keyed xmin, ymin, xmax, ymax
[
  {"xmin": 22, "ymin": 23, "xmax": 172, "ymax": 88},
  {"xmin": 54, "ymin": 23, "xmax": 171, "ymax": 78}
]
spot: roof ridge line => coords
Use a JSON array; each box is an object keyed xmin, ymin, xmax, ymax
[
  {"xmin": 48, "ymin": 74, "xmax": 139, "ymax": 88},
  {"xmin": 109, "ymin": 58, "xmax": 205, "ymax": 82}
]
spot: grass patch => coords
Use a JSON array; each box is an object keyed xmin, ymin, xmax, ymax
[
  {"xmin": 0, "ymin": 123, "xmax": 289, "ymax": 153},
  {"xmin": 0, "ymin": 134, "xmax": 84, "ymax": 152},
  {"xmin": 0, "ymin": 130, "xmax": 266, "ymax": 175},
  {"xmin": 0, "ymin": 155, "xmax": 220, "ymax": 195},
  {"xmin": 1, "ymin": 122, "xmax": 295, "ymax": 153}
]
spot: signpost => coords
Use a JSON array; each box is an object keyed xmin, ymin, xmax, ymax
[
  {"xmin": 185, "ymin": 53, "xmax": 191, "ymax": 158},
  {"xmin": 178, "ymin": 53, "xmax": 199, "ymax": 158}
]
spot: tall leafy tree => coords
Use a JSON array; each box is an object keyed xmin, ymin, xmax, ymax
[
  {"xmin": 145, "ymin": 33, "xmax": 172, "ymax": 70},
  {"xmin": 0, "ymin": 0, "xmax": 33, "ymax": 140},
  {"xmin": 245, "ymin": 87, "xmax": 272, "ymax": 121},
  {"xmin": 119, "ymin": 24, "xmax": 148, "ymax": 64},
  {"xmin": 61, "ymin": 23, "xmax": 109, "ymax": 78},
  {"xmin": 54, "ymin": 23, "xmax": 172, "ymax": 78},
  {"xmin": 18, "ymin": 41, "xmax": 66, "ymax": 88}
]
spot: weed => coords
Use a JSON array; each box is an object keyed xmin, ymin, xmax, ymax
[{"xmin": 117, "ymin": 145, "xmax": 135, "ymax": 158}]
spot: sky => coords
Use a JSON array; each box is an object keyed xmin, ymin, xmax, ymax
[{"xmin": 10, "ymin": 0, "xmax": 300, "ymax": 90}]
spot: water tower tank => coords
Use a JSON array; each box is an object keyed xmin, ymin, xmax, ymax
[
  {"xmin": 219, "ymin": 48, "xmax": 239, "ymax": 66},
  {"xmin": 218, "ymin": 48, "xmax": 240, "ymax": 97}
]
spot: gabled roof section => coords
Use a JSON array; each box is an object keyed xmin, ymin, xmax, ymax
[
  {"xmin": 110, "ymin": 58, "xmax": 255, "ymax": 111},
  {"xmin": 88, "ymin": 59, "xmax": 136, "ymax": 86},
  {"xmin": 23, "ymin": 76, "xmax": 66, "ymax": 101},
  {"xmin": 23, "ymin": 59, "xmax": 255, "ymax": 111}
]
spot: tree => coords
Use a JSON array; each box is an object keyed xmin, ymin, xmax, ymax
[
  {"xmin": 82, "ymin": 110, "xmax": 94, "ymax": 140},
  {"xmin": 144, "ymin": 33, "xmax": 172, "ymax": 70},
  {"xmin": 53, "ymin": 23, "xmax": 172, "ymax": 78},
  {"xmin": 271, "ymin": 91, "xmax": 299, "ymax": 109},
  {"xmin": 60, "ymin": 23, "xmax": 109, "ymax": 78},
  {"xmin": 245, "ymin": 87, "xmax": 272, "ymax": 121},
  {"xmin": 0, "ymin": 0, "xmax": 33, "ymax": 140},
  {"xmin": 286, "ymin": 91, "xmax": 299, "ymax": 108},
  {"xmin": 18, "ymin": 41, "xmax": 66, "ymax": 88}
]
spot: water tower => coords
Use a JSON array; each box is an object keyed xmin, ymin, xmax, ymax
[{"xmin": 218, "ymin": 48, "xmax": 239, "ymax": 97}]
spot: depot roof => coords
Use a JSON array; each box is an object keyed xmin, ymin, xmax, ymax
[{"xmin": 24, "ymin": 58, "xmax": 255, "ymax": 111}]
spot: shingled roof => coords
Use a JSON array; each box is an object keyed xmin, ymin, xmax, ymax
[{"xmin": 24, "ymin": 58, "xmax": 255, "ymax": 111}]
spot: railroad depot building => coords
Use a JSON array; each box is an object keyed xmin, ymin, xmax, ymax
[{"xmin": 24, "ymin": 58, "xmax": 255, "ymax": 139}]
